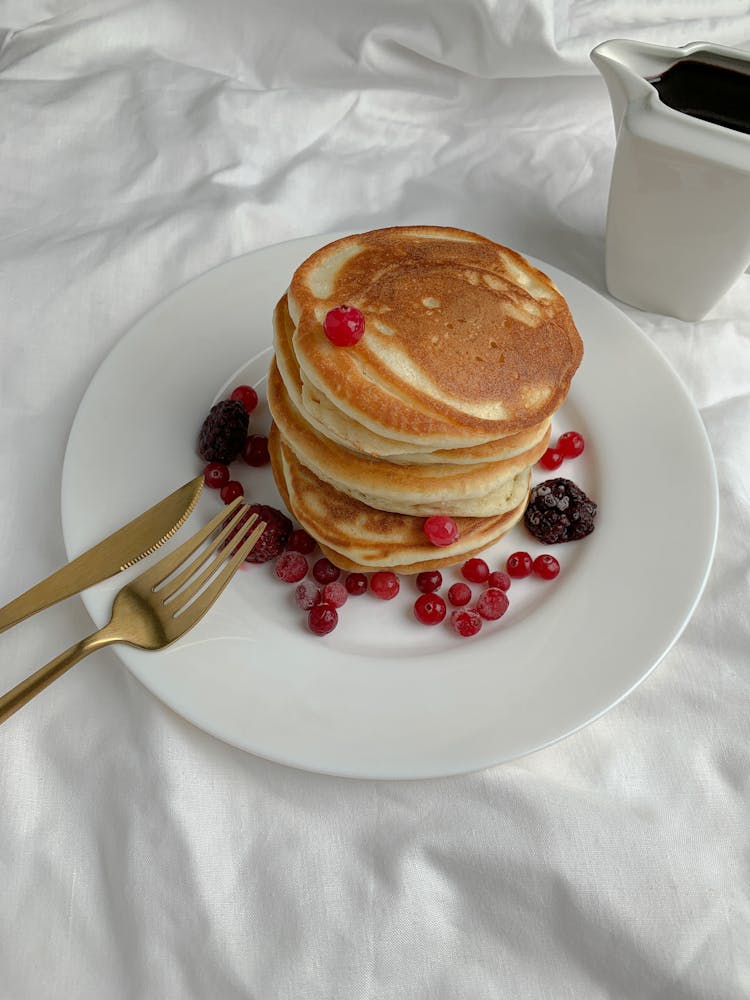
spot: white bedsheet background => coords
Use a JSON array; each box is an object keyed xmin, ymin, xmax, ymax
[{"xmin": 1, "ymin": 2, "xmax": 749, "ymax": 997}]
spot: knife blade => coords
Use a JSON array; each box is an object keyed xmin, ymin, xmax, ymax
[{"xmin": 0, "ymin": 474, "xmax": 204, "ymax": 634}]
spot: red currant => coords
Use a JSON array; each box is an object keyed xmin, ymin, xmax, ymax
[
  {"xmin": 461, "ymin": 557, "xmax": 489, "ymax": 583},
  {"xmin": 274, "ymin": 551, "xmax": 308, "ymax": 583},
  {"xmin": 557, "ymin": 431, "xmax": 585, "ymax": 458},
  {"xmin": 203, "ymin": 462, "xmax": 230, "ymax": 489},
  {"xmin": 322, "ymin": 581, "xmax": 348, "ymax": 608},
  {"xmin": 540, "ymin": 447, "xmax": 564, "ymax": 470},
  {"xmin": 242, "ymin": 434, "xmax": 270, "ymax": 467},
  {"xmin": 345, "ymin": 572, "xmax": 368, "ymax": 596},
  {"xmin": 447, "ymin": 582, "xmax": 472, "ymax": 607},
  {"xmin": 487, "ymin": 570, "xmax": 511, "ymax": 591},
  {"xmin": 230, "ymin": 384, "xmax": 259, "ymax": 414},
  {"xmin": 294, "ymin": 580, "xmax": 321, "ymax": 610},
  {"xmin": 533, "ymin": 554, "xmax": 561, "ymax": 580},
  {"xmin": 413, "ymin": 593, "xmax": 447, "ymax": 626},
  {"xmin": 449, "ymin": 609, "xmax": 482, "ymax": 638},
  {"xmin": 323, "ymin": 305, "xmax": 365, "ymax": 346},
  {"xmin": 220, "ymin": 480, "xmax": 244, "ymax": 504},
  {"xmin": 416, "ymin": 570, "xmax": 442, "ymax": 593},
  {"xmin": 506, "ymin": 551, "xmax": 533, "ymax": 578},
  {"xmin": 287, "ymin": 528, "xmax": 316, "ymax": 554},
  {"xmin": 475, "ymin": 588, "xmax": 509, "ymax": 621},
  {"xmin": 424, "ymin": 515, "xmax": 459, "ymax": 547},
  {"xmin": 308, "ymin": 603, "xmax": 338, "ymax": 636},
  {"xmin": 312, "ymin": 557, "xmax": 340, "ymax": 584},
  {"xmin": 370, "ymin": 571, "xmax": 400, "ymax": 600}
]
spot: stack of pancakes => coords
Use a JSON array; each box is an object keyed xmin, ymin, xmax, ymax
[{"xmin": 268, "ymin": 226, "xmax": 583, "ymax": 573}]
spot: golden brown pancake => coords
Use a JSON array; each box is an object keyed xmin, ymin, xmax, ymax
[
  {"xmin": 268, "ymin": 358, "xmax": 549, "ymax": 516},
  {"xmin": 269, "ymin": 425, "xmax": 530, "ymax": 573},
  {"xmin": 287, "ymin": 226, "xmax": 583, "ymax": 448}
]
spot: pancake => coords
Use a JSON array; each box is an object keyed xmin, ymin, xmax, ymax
[
  {"xmin": 287, "ymin": 226, "xmax": 583, "ymax": 449},
  {"xmin": 269, "ymin": 425, "xmax": 530, "ymax": 574},
  {"xmin": 273, "ymin": 294, "xmax": 552, "ymax": 464},
  {"xmin": 268, "ymin": 358, "xmax": 549, "ymax": 516}
]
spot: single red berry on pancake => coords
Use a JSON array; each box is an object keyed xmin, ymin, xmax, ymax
[
  {"xmin": 424, "ymin": 515, "xmax": 459, "ymax": 546},
  {"xmin": 323, "ymin": 305, "xmax": 366, "ymax": 346},
  {"xmin": 242, "ymin": 434, "xmax": 270, "ymax": 467}
]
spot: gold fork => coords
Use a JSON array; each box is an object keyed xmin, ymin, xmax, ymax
[{"xmin": 0, "ymin": 499, "xmax": 265, "ymax": 725}]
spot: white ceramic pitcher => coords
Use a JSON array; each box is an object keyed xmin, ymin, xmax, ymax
[{"xmin": 591, "ymin": 39, "xmax": 750, "ymax": 321}]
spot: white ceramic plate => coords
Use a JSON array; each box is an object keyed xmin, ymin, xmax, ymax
[{"xmin": 61, "ymin": 234, "xmax": 718, "ymax": 779}]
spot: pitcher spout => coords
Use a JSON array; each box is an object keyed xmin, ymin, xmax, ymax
[{"xmin": 591, "ymin": 39, "xmax": 680, "ymax": 133}]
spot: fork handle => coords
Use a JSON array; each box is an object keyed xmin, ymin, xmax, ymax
[{"xmin": 0, "ymin": 628, "xmax": 115, "ymax": 725}]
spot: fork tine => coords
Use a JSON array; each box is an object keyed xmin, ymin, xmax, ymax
[
  {"xmin": 136, "ymin": 495, "xmax": 244, "ymax": 590},
  {"xmin": 158, "ymin": 509, "xmax": 257, "ymax": 603},
  {"xmin": 161, "ymin": 512, "xmax": 259, "ymax": 608},
  {"xmin": 167, "ymin": 520, "xmax": 266, "ymax": 632}
]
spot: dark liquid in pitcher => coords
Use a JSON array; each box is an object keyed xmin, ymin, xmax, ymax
[{"xmin": 649, "ymin": 59, "xmax": 750, "ymax": 135}]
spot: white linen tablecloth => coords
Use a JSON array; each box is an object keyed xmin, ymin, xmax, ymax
[{"xmin": 1, "ymin": 2, "xmax": 749, "ymax": 997}]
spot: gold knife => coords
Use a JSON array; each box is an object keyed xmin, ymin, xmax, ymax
[{"xmin": 0, "ymin": 475, "xmax": 204, "ymax": 634}]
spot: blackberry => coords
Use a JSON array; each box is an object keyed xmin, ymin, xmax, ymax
[
  {"xmin": 524, "ymin": 478, "xmax": 597, "ymax": 544},
  {"xmin": 198, "ymin": 400, "xmax": 249, "ymax": 463},
  {"xmin": 243, "ymin": 504, "xmax": 292, "ymax": 563}
]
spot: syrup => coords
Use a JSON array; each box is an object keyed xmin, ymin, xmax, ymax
[{"xmin": 649, "ymin": 59, "xmax": 750, "ymax": 135}]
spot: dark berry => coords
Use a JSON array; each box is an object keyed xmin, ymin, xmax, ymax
[
  {"xmin": 540, "ymin": 447, "xmax": 564, "ymax": 471},
  {"xmin": 414, "ymin": 593, "xmax": 447, "ymax": 625},
  {"xmin": 312, "ymin": 557, "xmax": 340, "ymax": 584},
  {"xmin": 475, "ymin": 588, "xmax": 509, "ymax": 621},
  {"xmin": 203, "ymin": 462, "xmax": 230, "ymax": 489},
  {"xmin": 370, "ymin": 571, "xmax": 400, "ymax": 600},
  {"xmin": 533, "ymin": 554, "xmax": 560, "ymax": 580},
  {"xmin": 345, "ymin": 573, "xmax": 368, "ymax": 596},
  {"xmin": 220, "ymin": 480, "xmax": 244, "ymax": 504},
  {"xmin": 308, "ymin": 603, "xmax": 338, "ymax": 636},
  {"xmin": 230, "ymin": 384, "xmax": 259, "ymax": 414},
  {"xmin": 448, "ymin": 582, "xmax": 471, "ymax": 607},
  {"xmin": 487, "ymin": 570, "xmax": 511, "ymax": 591},
  {"xmin": 450, "ymin": 609, "xmax": 482, "ymax": 637},
  {"xmin": 198, "ymin": 399, "xmax": 249, "ymax": 463},
  {"xmin": 524, "ymin": 478, "xmax": 597, "ymax": 544},
  {"xmin": 323, "ymin": 305, "xmax": 365, "ymax": 346},
  {"xmin": 243, "ymin": 504, "xmax": 292, "ymax": 563},
  {"xmin": 557, "ymin": 431, "xmax": 585, "ymax": 458},
  {"xmin": 506, "ymin": 551, "xmax": 533, "ymax": 578},
  {"xmin": 274, "ymin": 551, "xmax": 308, "ymax": 583},
  {"xmin": 242, "ymin": 434, "xmax": 270, "ymax": 467},
  {"xmin": 416, "ymin": 570, "xmax": 442, "ymax": 593},
  {"xmin": 424, "ymin": 515, "xmax": 459, "ymax": 546},
  {"xmin": 461, "ymin": 558, "xmax": 489, "ymax": 583},
  {"xmin": 287, "ymin": 528, "xmax": 316, "ymax": 554}
]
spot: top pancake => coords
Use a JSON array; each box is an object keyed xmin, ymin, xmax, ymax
[{"xmin": 288, "ymin": 226, "xmax": 583, "ymax": 448}]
